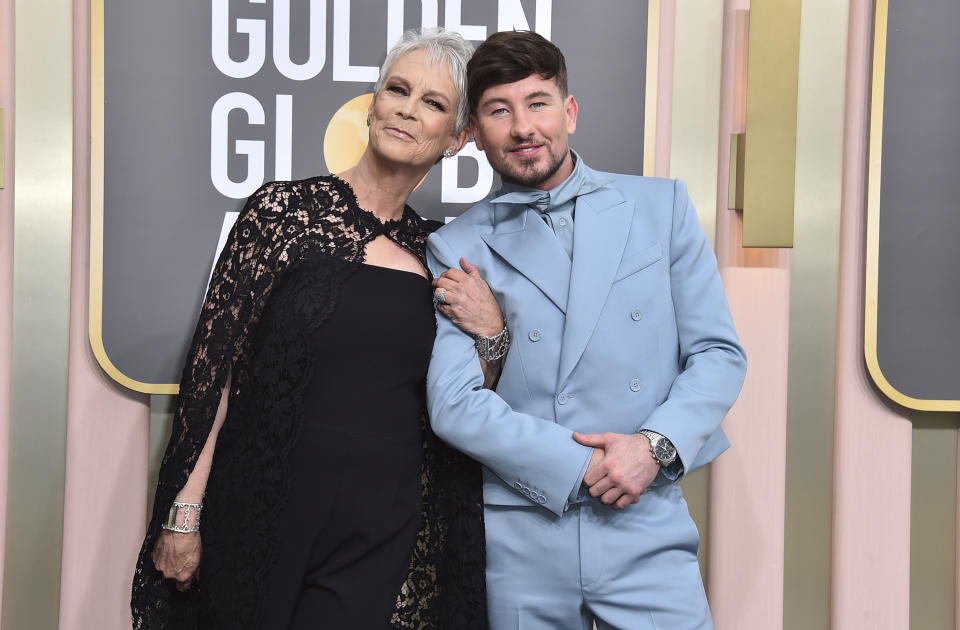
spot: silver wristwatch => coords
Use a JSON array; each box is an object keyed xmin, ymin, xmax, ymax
[{"xmin": 639, "ymin": 429, "xmax": 677, "ymax": 467}]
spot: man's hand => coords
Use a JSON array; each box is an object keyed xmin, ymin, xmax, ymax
[
  {"xmin": 585, "ymin": 446, "xmax": 604, "ymax": 478},
  {"xmin": 574, "ymin": 432, "xmax": 660, "ymax": 509},
  {"xmin": 152, "ymin": 530, "xmax": 202, "ymax": 591}
]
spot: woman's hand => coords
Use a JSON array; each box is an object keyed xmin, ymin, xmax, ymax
[
  {"xmin": 152, "ymin": 530, "xmax": 202, "ymax": 591},
  {"xmin": 433, "ymin": 258, "xmax": 504, "ymax": 337}
]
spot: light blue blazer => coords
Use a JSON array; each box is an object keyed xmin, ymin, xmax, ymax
[{"xmin": 426, "ymin": 167, "xmax": 747, "ymax": 517}]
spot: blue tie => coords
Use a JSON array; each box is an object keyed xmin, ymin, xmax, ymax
[{"xmin": 489, "ymin": 189, "xmax": 552, "ymax": 213}]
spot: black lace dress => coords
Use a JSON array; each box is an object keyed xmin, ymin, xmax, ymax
[{"xmin": 131, "ymin": 176, "xmax": 486, "ymax": 629}]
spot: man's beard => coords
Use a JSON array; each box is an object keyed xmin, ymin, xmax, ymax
[{"xmin": 500, "ymin": 146, "xmax": 569, "ymax": 188}]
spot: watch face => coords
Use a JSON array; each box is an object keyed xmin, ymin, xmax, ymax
[
  {"xmin": 653, "ymin": 440, "xmax": 668, "ymax": 459},
  {"xmin": 653, "ymin": 438, "xmax": 676, "ymax": 464}
]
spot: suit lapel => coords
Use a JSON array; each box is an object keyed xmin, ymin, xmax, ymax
[
  {"xmin": 481, "ymin": 205, "xmax": 571, "ymax": 313},
  {"xmin": 558, "ymin": 186, "xmax": 633, "ymax": 385}
]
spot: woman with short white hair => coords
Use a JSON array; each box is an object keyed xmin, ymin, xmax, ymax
[{"xmin": 132, "ymin": 28, "xmax": 498, "ymax": 629}]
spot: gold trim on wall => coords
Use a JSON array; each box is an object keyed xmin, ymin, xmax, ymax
[{"xmin": 863, "ymin": 0, "xmax": 960, "ymax": 411}]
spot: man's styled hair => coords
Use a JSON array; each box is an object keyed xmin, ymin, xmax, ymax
[
  {"xmin": 374, "ymin": 27, "xmax": 474, "ymax": 133},
  {"xmin": 466, "ymin": 30, "xmax": 568, "ymax": 113}
]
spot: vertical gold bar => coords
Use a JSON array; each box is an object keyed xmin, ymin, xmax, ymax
[
  {"xmin": 4, "ymin": 0, "xmax": 73, "ymax": 625},
  {"xmin": 956, "ymin": 428, "xmax": 960, "ymax": 630},
  {"xmin": 741, "ymin": 0, "xmax": 802, "ymax": 247},
  {"xmin": 782, "ymin": 0, "xmax": 848, "ymax": 626},
  {"xmin": 909, "ymin": 414, "xmax": 958, "ymax": 630},
  {"xmin": 669, "ymin": 0, "xmax": 724, "ymax": 245},
  {"xmin": 728, "ymin": 132, "xmax": 745, "ymax": 210}
]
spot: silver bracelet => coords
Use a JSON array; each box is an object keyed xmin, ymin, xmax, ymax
[
  {"xmin": 474, "ymin": 324, "xmax": 511, "ymax": 361},
  {"xmin": 162, "ymin": 501, "xmax": 203, "ymax": 533}
]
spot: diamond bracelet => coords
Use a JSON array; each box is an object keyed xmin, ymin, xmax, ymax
[
  {"xmin": 474, "ymin": 324, "xmax": 511, "ymax": 361},
  {"xmin": 162, "ymin": 501, "xmax": 203, "ymax": 533}
]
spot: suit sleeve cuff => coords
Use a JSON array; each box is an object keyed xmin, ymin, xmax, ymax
[
  {"xmin": 658, "ymin": 457, "xmax": 684, "ymax": 482},
  {"xmin": 567, "ymin": 448, "xmax": 593, "ymax": 504}
]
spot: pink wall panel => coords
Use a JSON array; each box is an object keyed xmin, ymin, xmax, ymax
[
  {"xmin": 655, "ymin": 0, "xmax": 676, "ymax": 178},
  {"xmin": 830, "ymin": 2, "xmax": 912, "ymax": 629},
  {"xmin": 57, "ymin": 3, "xmax": 151, "ymax": 628},
  {"xmin": 709, "ymin": 267, "xmax": 790, "ymax": 630}
]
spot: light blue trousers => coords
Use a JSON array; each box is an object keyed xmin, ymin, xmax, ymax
[{"xmin": 484, "ymin": 484, "xmax": 714, "ymax": 630}]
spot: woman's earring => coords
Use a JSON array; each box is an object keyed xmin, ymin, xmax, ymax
[
  {"xmin": 366, "ymin": 115, "xmax": 371, "ymax": 127},
  {"xmin": 442, "ymin": 148, "xmax": 455, "ymax": 159}
]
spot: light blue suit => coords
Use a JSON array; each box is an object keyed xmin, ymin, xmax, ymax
[{"xmin": 426, "ymin": 164, "xmax": 746, "ymax": 629}]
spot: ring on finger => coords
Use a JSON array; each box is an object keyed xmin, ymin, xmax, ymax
[{"xmin": 433, "ymin": 288, "xmax": 447, "ymax": 306}]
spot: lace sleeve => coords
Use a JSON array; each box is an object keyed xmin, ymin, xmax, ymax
[{"xmin": 131, "ymin": 182, "xmax": 295, "ymax": 629}]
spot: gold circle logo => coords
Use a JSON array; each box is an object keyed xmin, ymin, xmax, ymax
[{"xmin": 323, "ymin": 93, "xmax": 373, "ymax": 174}]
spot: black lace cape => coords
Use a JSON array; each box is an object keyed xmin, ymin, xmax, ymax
[{"xmin": 131, "ymin": 176, "xmax": 486, "ymax": 629}]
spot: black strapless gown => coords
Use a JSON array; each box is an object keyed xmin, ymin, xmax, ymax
[{"xmin": 258, "ymin": 263, "xmax": 435, "ymax": 628}]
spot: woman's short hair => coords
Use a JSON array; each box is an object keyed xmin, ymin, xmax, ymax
[
  {"xmin": 374, "ymin": 28, "xmax": 474, "ymax": 133},
  {"xmin": 466, "ymin": 30, "xmax": 568, "ymax": 113}
]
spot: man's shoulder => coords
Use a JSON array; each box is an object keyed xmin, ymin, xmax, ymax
[
  {"xmin": 432, "ymin": 194, "xmax": 498, "ymax": 243},
  {"xmin": 590, "ymin": 168, "xmax": 678, "ymax": 199},
  {"xmin": 577, "ymin": 168, "xmax": 681, "ymax": 220}
]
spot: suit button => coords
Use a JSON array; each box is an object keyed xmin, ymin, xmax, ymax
[
  {"xmin": 631, "ymin": 309, "xmax": 643, "ymax": 321},
  {"xmin": 630, "ymin": 379, "xmax": 643, "ymax": 392},
  {"xmin": 557, "ymin": 392, "xmax": 568, "ymax": 405},
  {"xmin": 529, "ymin": 328, "xmax": 542, "ymax": 342},
  {"xmin": 522, "ymin": 487, "xmax": 531, "ymax": 497},
  {"xmin": 538, "ymin": 496, "xmax": 547, "ymax": 505},
  {"xmin": 514, "ymin": 481, "xmax": 523, "ymax": 490}
]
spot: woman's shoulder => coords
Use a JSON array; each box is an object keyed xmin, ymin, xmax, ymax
[
  {"xmin": 241, "ymin": 175, "xmax": 351, "ymax": 222},
  {"xmin": 246, "ymin": 175, "xmax": 341, "ymax": 205},
  {"xmin": 403, "ymin": 206, "xmax": 444, "ymax": 235}
]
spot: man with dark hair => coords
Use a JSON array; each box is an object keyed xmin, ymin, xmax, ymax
[{"xmin": 427, "ymin": 30, "xmax": 746, "ymax": 630}]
